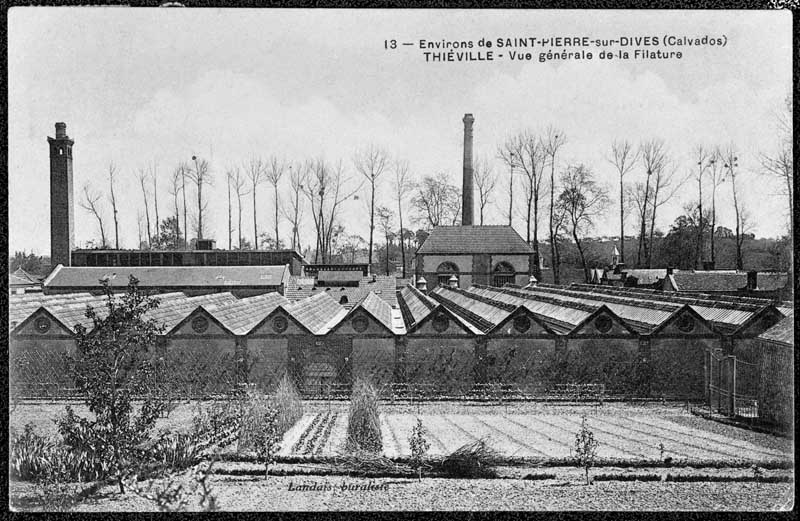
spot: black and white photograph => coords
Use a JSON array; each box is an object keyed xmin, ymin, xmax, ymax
[{"xmin": 6, "ymin": 7, "xmax": 795, "ymax": 512}]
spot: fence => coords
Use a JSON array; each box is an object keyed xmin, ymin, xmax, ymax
[{"xmin": 705, "ymin": 349, "xmax": 760, "ymax": 418}]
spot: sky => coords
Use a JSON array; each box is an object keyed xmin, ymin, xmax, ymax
[{"xmin": 8, "ymin": 8, "xmax": 793, "ymax": 257}]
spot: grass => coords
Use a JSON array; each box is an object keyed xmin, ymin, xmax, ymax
[
  {"xmin": 345, "ymin": 379, "xmax": 382, "ymax": 453},
  {"xmin": 273, "ymin": 375, "xmax": 304, "ymax": 435},
  {"xmin": 238, "ymin": 375, "xmax": 304, "ymax": 453}
]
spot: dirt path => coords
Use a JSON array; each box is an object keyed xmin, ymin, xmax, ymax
[{"xmin": 12, "ymin": 475, "xmax": 793, "ymax": 511}]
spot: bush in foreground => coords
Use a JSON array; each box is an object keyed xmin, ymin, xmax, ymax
[
  {"xmin": 574, "ymin": 415, "xmax": 599, "ymax": 485},
  {"xmin": 346, "ymin": 378, "xmax": 382, "ymax": 453},
  {"xmin": 434, "ymin": 438, "xmax": 502, "ymax": 479},
  {"xmin": 408, "ymin": 418, "xmax": 430, "ymax": 481}
]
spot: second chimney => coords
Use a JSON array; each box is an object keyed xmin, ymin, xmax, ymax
[{"xmin": 461, "ymin": 113, "xmax": 475, "ymax": 226}]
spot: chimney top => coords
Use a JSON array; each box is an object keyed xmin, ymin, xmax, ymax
[
  {"xmin": 55, "ymin": 122, "xmax": 67, "ymax": 139},
  {"xmin": 463, "ymin": 113, "xmax": 474, "ymax": 124}
]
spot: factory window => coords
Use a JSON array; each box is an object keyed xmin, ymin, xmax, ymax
[
  {"xmin": 436, "ymin": 262, "xmax": 459, "ymax": 287},
  {"xmin": 492, "ymin": 262, "xmax": 515, "ymax": 287}
]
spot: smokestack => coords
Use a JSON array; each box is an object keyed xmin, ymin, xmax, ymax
[
  {"xmin": 461, "ymin": 113, "xmax": 475, "ymax": 226},
  {"xmin": 48, "ymin": 122, "xmax": 75, "ymax": 269}
]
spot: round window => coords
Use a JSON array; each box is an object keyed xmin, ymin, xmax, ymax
[
  {"xmin": 352, "ymin": 315, "xmax": 369, "ymax": 333},
  {"xmin": 34, "ymin": 316, "xmax": 51, "ymax": 334},
  {"xmin": 272, "ymin": 315, "xmax": 288, "ymax": 334},
  {"xmin": 191, "ymin": 315, "xmax": 209, "ymax": 334},
  {"xmin": 676, "ymin": 314, "xmax": 695, "ymax": 333},
  {"xmin": 595, "ymin": 315, "xmax": 612, "ymax": 334},
  {"xmin": 432, "ymin": 313, "xmax": 450, "ymax": 333},
  {"xmin": 513, "ymin": 315, "xmax": 531, "ymax": 334}
]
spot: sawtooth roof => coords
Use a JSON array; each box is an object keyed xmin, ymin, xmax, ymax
[
  {"xmin": 284, "ymin": 274, "xmax": 397, "ymax": 308},
  {"xmin": 758, "ymin": 310, "xmax": 794, "ymax": 346}
]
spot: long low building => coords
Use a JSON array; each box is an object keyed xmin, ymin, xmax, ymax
[
  {"xmin": 41, "ymin": 264, "xmax": 291, "ymax": 297},
  {"xmin": 9, "ymin": 281, "xmax": 791, "ymax": 405}
]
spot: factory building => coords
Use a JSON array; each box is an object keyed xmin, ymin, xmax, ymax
[
  {"xmin": 413, "ymin": 114, "xmax": 537, "ymax": 290},
  {"xmin": 10, "ymin": 281, "xmax": 788, "ymax": 406}
]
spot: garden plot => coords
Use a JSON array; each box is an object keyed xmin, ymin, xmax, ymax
[
  {"xmin": 365, "ymin": 412, "xmax": 791, "ymax": 464},
  {"xmin": 619, "ymin": 416, "xmax": 788, "ymax": 462},
  {"xmin": 283, "ymin": 411, "xmax": 341, "ymax": 456}
]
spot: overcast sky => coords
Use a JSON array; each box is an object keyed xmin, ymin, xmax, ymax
[{"xmin": 8, "ymin": 8, "xmax": 792, "ymax": 257}]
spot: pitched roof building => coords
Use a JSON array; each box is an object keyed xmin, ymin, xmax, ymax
[{"xmin": 413, "ymin": 225, "xmax": 535, "ymax": 290}]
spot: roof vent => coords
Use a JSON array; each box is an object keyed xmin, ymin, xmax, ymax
[{"xmin": 448, "ymin": 274, "xmax": 459, "ymax": 288}]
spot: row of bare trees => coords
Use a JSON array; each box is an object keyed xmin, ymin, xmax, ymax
[{"xmin": 76, "ymin": 97, "xmax": 790, "ymax": 277}]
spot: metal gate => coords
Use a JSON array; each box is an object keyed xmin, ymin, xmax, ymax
[{"xmin": 705, "ymin": 349, "xmax": 759, "ymax": 418}]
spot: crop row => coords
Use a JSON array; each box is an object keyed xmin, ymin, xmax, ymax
[
  {"xmin": 313, "ymin": 412, "xmax": 339, "ymax": 456},
  {"xmin": 624, "ymin": 416, "xmax": 785, "ymax": 458},
  {"xmin": 292, "ymin": 412, "xmax": 326, "ymax": 455},
  {"xmin": 302, "ymin": 411, "xmax": 335, "ymax": 455}
]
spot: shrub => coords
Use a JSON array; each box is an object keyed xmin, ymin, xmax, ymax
[
  {"xmin": 346, "ymin": 378, "xmax": 382, "ymax": 453},
  {"xmin": 123, "ymin": 460, "xmax": 218, "ymax": 512},
  {"xmin": 273, "ymin": 373, "xmax": 304, "ymax": 434},
  {"xmin": 237, "ymin": 389, "xmax": 271, "ymax": 453},
  {"xmin": 10, "ymin": 424, "xmax": 55, "ymax": 481},
  {"xmin": 251, "ymin": 406, "xmax": 282, "ymax": 478},
  {"xmin": 522, "ymin": 473, "xmax": 557, "ymax": 480},
  {"xmin": 436, "ymin": 438, "xmax": 502, "ymax": 479},
  {"xmin": 574, "ymin": 415, "xmax": 599, "ymax": 485},
  {"xmin": 408, "ymin": 418, "xmax": 430, "ymax": 482},
  {"xmin": 593, "ymin": 473, "xmax": 662, "ymax": 482},
  {"xmin": 66, "ymin": 275, "xmax": 169, "ymax": 493}
]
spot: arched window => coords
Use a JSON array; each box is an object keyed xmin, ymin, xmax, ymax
[
  {"xmin": 339, "ymin": 295, "xmax": 349, "ymax": 305},
  {"xmin": 492, "ymin": 262, "xmax": 515, "ymax": 287},
  {"xmin": 436, "ymin": 261, "xmax": 459, "ymax": 287}
]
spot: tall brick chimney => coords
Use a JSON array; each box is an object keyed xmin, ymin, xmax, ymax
[
  {"xmin": 461, "ymin": 113, "xmax": 475, "ymax": 226},
  {"xmin": 48, "ymin": 122, "xmax": 75, "ymax": 269}
]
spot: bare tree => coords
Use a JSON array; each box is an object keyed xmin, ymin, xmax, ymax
[
  {"xmin": 178, "ymin": 162, "xmax": 190, "ymax": 249},
  {"xmin": 646, "ymin": 154, "xmax": 687, "ymax": 268},
  {"xmin": 304, "ymin": 158, "xmax": 363, "ymax": 263},
  {"xmin": 282, "ymin": 161, "xmax": 310, "ymax": 253},
  {"xmin": 723, "ymin": 146, "xmax": 750, "ymax": 270},
  {"xmin": 226, "ymin": 168, "xmax": 234, "ymax": 250},
  {"xmin": 707, "ymin": 148, "xmax": 724, "ymax": 266},
  {"xmin": 266, "ymin": 156, "xmax": 287, "ymax": 249},
  {"xmin": 411, "ymin": 173, "xmax": 461, "ymax": 229},
  {"xmin": 473, "ymin": 156, "xmax": 497, "ymax": 226},
  {"xmin": 227, "ymin": 167, "xmax": 248, "ymax": 249},
  {"xmin": 245, "ymin": 156, "xmax": 266, "ymax": 249},
  {"xmin": 187, "ymin": 156, "xmax": 212, "ymax": 241},
  {"xmin": 761, "ymin": 95, "xmax": 793, "ymax": 245},
  {"xmin": 608, "ymin": 140, "xmax": 638, "ymax": 266},
  {"xmin": 693, "ymin": 146, "xmax": 711, "ymax": 269},
  {"xmin": 557, "ymin": 165, "xmax": 609, "ymax": 282},
  {"xmin": 136, "ymin": 210, "xmax": 144, "ymax": 249},
  {"xmin": 636, "ymin": 140, "xmax": 667, "ymax": 267},
  {"xmin": 393, "ymin": 159, "xmax": 413, "ymax": 278},
  {"xmin": 498, "ymin": 131, "xmax": 547, "ymax": 280},
  {"xmin": 377, "ymin": 205, "xmax": 394, "ymax": 275},
  {"xmin": 354, "ymin": 145, "xmax": 389, "ymax": 266},
  {"xmin": 136, "ymin": 167, "xmax": 153, "ymax": 248},
  {"xmin": 79, "ymin": 183, "xmax": 108, "ymax": 248},
  {"xmin": 167, "ymin": 165, "xmax": 184, "ymax": 249},
  {"xmin": 544, "ymin": 127, "xmax": 566, "ymax": 283},
  {"xmin": 106, "ymin": 162, "xmax": 120, "ymax": 250},
  {"xmin": 150, "ymin": 162, "xmax": 160, "ymax": 244}
]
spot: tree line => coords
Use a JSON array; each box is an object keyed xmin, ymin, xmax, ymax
[{"xmin": 75, "ymin": 97, "xmax": 791, "ymax": 283}]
